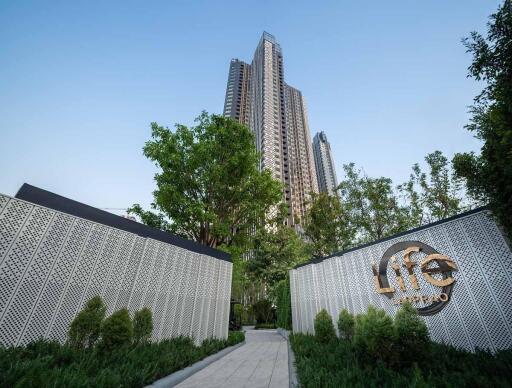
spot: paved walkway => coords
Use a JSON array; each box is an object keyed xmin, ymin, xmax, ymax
[{"xmin": 176, "ymin": 328, "xmax": 289, "ymax": 388}]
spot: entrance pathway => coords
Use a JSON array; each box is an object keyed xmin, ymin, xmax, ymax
[{"xmin": 176, "ymin": 328, "xmax": 289, "ymax": 388}]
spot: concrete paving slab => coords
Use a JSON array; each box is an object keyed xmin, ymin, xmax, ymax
[{"xmin": 176, "ymin": 329, "xmax": 289, "ymax": 388}]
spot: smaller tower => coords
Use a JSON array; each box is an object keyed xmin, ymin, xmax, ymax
[
  {"xmin": 223, "ymin": 59, "xmax": 251, "ymax": 128},
  {"xmin": 312, "ymin": 131, "xmax": 338, "ymax": 195}
]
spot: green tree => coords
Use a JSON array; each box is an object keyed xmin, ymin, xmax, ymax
[
  {"xmin": 99, "ymin": 308, "xmax": 133, "ymax": 351},
  {"xmin": 68, "ymin": 296, "xmax": 106, "ymax": 348},
  {"xmin": 231, "ymin": 256, "xmax": 267, "ymax": 310},
  {"xmin": 399, "ymin": 151, "xmax": 465, "ymax": 226},
  {"xmin": 453, "ymin": 1, "xmax": 512, "ymax": 239},
  {"xmin": 246, "ymin": 223, "xmax": 309, "ymax": 293},
  {"xmin": 304, "ymin": 192, "xmax": 355, "ymax": 258},
  {"xmin": 129, "ymin": 112, "xmax": 283, "ymax": 249},
  {"xmin": 133, "ymin": 308, "xmax": 153, "ymax": 344},
  {"xmin": 339, "ymin": 164, "xmax": 410, "ymax": 243},
  {"xmin": 125, "ymin": 205, "xmax": 172, "ymax": 232}
]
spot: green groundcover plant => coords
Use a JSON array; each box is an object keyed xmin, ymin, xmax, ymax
[
  {"xmin": 0, "ymin": 333, "xmax": 244, "ymax": 388},
  {"xmin": 292, "ymin": 305, "xmax": 512, "ymax": 387},
  {"xmin": 0, "ymin": 296, "xmax": 245, "ymax": 388}
]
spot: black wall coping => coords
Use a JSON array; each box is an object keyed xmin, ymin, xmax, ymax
[
  {"xmin": 293, "ymin": 206, "xmax": 489, "ymax": 269},
  {"xmin": 15, "ymin": 184, "xmax": 231, "ymax": 263}
]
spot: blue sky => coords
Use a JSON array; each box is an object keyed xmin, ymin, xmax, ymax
[{"xmin": 0, "ymin": 1, "xmax": 499, "ymax": 213}]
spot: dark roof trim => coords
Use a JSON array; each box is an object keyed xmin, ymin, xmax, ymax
[
  {"xmin": 15, "ymin": 184, "xmax": 231, "ymax": 263},
  {"xmin": 294, "ymin": 206, "xmax": 489, "ymax": 269}
]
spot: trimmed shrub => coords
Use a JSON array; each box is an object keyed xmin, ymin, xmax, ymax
[
  {"xmin": 354, "ymin": 306, "xmax": 395, "ymax": 362},
  {"xmin": 276, "ymin": 277, "xmax": 292, "ymax": 330},
  {"xmin": 314, "ymin": 309, "xmax": 336, "ymax": 343},
  {"xmin": 133, "ymin": 308, "xmax": 153, "ymax": 344},
  {"xmin": 337, "ymin": 309, "xmax": 355, "ymax": 340},
  {"xmin": 394, "ymin": 302, "xmax": 429, "ymax": 365},
  {"xmin": 99, "ymin": 308, "xmax": 133, "ymax": 351},
  {"xmin": 68, "ymin": 296, "xmax": 106, "ymax": 348}
]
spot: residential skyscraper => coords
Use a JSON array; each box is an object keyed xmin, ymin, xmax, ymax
[
  {"xmin": 249, "ymin": 32, "xmax": 288, "ymax": 185},
  {"xmin": 285, "ymin": 84, "xmax": 319, "ymax": 223},
  {"xmin": 223, "ymin": 32, "xmax": 318, "ymax": 226},
  {"xmin": 223, "ymin": 59, "xmax": 251, "ymax": 127},
  {"xmin": 312, "ymin": 131, "xmax": 338, "ymax": 195}
]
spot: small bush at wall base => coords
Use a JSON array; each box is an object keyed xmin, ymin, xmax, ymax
[
  {"xmin": 314, "ymin": 309, "xmax": 336, "ymax": 343},
  {"xmin": 394, "ymin": 302, "xmax": 430, "ymax": 366},
  {"xmin": 99, "ymin": 308, "xmax": 133, "ymax": 351},
  {"xmin": 68, "ymin": 296, "xmax": 106, "ymax": 348},
  {"xmin": 337, "ymin": 309, "xmax": 354, "ymax": 340},
  {"xmin": 133, "ymin": 308, "xmax": 153, "ymax": 344},
  {"xmin": 353, "ymin": 305, "xmax": 395, "ymax": 363}
]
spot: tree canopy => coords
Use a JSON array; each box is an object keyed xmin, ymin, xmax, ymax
[
  {"xmin": 304, "ymin": 151, "xmax": 470, "ymax": 254},
  {"xmin": 399, "ymin": 150, "xmax": 466, "ymax": 226},
  {"xmin": 452, "ymin": 0, "xmax": 512, "ymax": 239},
  {"xmin": 129, "ymin": 112, "xmax": 284, "ymax": 249},
  {"xmin": 338, "ymin": 164, "xmax": 410, "ymax": 243},
  {"xmin": 304, "ymin": 192, "xmax": 354, "ymax": 258},
  {"xmin": 246, "ymin": 223, "xmax": 310, "ymax": 293}
]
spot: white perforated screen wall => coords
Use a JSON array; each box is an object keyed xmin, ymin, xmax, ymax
[
  {"xmin": 0, "ymin": 194, "xmax": 232, "ymax": 347},
  {"xmin": 290, "ymin": 210, "xmax": 512, "ymax": 352}
]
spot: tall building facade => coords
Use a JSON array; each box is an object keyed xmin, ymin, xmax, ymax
[
  {"xmin": 285, "ymin": 85, "xmax": 319, "ymax": 222},
  {"xmin": 223, "ymin": 32, "xmax": 318, "ymax": 226},
  {"xmin": 223, "ymin": 59, "xmax": 251, "ymax": 127},
  {"xmin": 312, "ymin": 131, "xmax": 338, "ymax": 195}
]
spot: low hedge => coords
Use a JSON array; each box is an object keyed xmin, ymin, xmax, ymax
[
  {"xmin": 291, "ymin": 334, "xmax": 512, "ymax": 387},
  {"xmin": 254, "ymin": 323, "xmax": 277, "ymax": 330},
  {"xmin": 292, "ymin": 306, "xmax": 512, "ymax": 387},
  {"xmin": 0, "ymin": 331, "xmax": 245, "ymax": 388},
  {"xmin": 227, "ymin": 330, "xmax": 245, "ymax": 346}
]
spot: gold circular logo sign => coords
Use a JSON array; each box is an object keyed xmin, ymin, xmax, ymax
[{"xmin": 371, "ymin": 241, "xmax": 458, "ymax": 316}]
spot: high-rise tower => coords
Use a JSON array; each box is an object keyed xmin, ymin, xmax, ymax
[
  {"xmin": 312, "ymin": 131, "xmax": 338, "ymax": 195},
  {"xmin": 223, "ymin": 59, "xmax": 251, "ymax": 127},
  {"xmin": 223, "ymin": 32, "xmax": 318, "ymax": 226},
  {"xmin": 285, "ymin": 84, "xmax": 319, "ymax": 223}
]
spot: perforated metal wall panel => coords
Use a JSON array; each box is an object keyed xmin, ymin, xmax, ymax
[
  {"xmin": 290, "ymin": 209, "xmax": 512, "ymax": 352},
  {"xmin": 0, "ymin": 193, "xmax": 232, "ymax": 347}
]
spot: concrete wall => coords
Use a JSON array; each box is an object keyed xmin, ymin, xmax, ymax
[
  {"xmin": 0, "ymin": 192, "xmax": 232, "ymax": 347},
  {"xmin": 290, "ymin": 209, "xmax": 512, "ymax": 352}
]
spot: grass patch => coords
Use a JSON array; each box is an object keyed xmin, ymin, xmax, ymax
[
  {"xmin": 0, "ymin": 331, "xmax": 244, "ymax": 388},
  {"xmin": 290, "ymin": 333, "xmax": 512, "ymax": 387}
]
